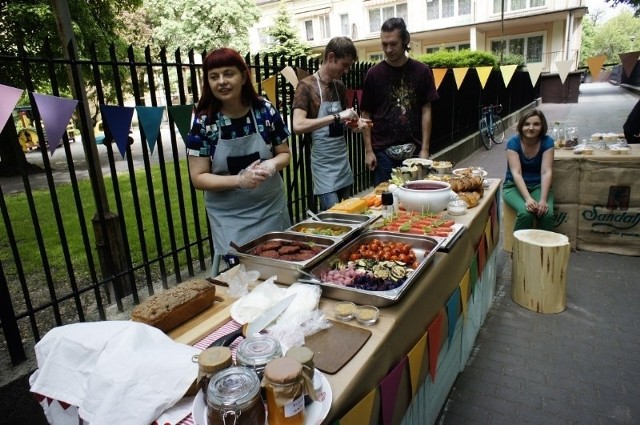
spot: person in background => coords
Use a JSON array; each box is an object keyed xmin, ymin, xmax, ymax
[
  {"xmin": 623, "ymin": 98, "xmax": 640, "ymax": 144},
  {"xmin": 187, "ymin": 47, "xmax": 291, "ymax": 269},
  {"xmin": 503, "ymin": 109, "xmax": 555, "ymax": 231},
  {"xmin": 292, "ymin": 36, "xmax": 370, "ymax": 210},
  {"xmin": 360, "ymin": 17, "xmax": 439, "ymax": 186}
]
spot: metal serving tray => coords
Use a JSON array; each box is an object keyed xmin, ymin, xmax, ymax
[
  {"xmin": 233, "ymin": 232, "xmax": 337, "ymax": 284},
  {"xmin": 313, "ymin": 212, "xmax": 375, "ymax": 226},
  {"xmin": 304, "ymin": 231, "xmax": 443, "ymax": 307},
  {"xmin": 286, "ymin": 221, "xmax": 360, "ymax": 241}
]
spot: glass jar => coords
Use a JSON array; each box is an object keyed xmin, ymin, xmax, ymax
[
  {"xmin": 236, "ymin": 334, "xmax": 282, "ymax": 380},
  {"xmin": 285, "ymin": 346, "xmax": 317, "ymax": 405},
  {"xmin": 197, "ymin": 347, "xmax": 233, "ymax": 395},
  {"xmin": 206, "ymin": 366, "xmax": 266, "ymax": 425},
  {"xmin": 262, "ymin": 357, "xmax": 306, "ymax": 425}
]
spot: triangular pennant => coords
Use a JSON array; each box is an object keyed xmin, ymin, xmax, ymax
[
  {"xmin": 356, "ymin": 89, "xmax": 363, "ymax": 107},
  {"xmin": 345, "ymin": 89, "xmax": 355, "ymax": 109},
  {"xmin": 100, "ymin": 104, "xmax": 134, "ymax": 158},
  {"xmin": 452, "ymin": 67, "xmax": 469, "ymax": 90},
  {"xmin": 619, "ymin": 51, "xmax": 640, "ymax": 78},
  {"xmin": 460, "ymin": 270, "xmax": 471, "ymax": 319},
  {"xmin": 427, "ymin": 310, "xmax": 444, "ymax": 382},
  {"xmin": 526, "ymin": 62, "xmax": 544, "ymax": 87},
  {"xmin": 476, "ymin": 233, "xmax": 487, "ymax": 279},
  {"xmin": 167, "ymin": 104, "xmax": 194, "ymax": 145},
  {"xmin": 470, "ymin": 255, "xmax": 479, "ymax": 299},
  {"xmin": 0, "ymin": 84, "xmax": 24, "ymax": 134},
  {"xmin": 586, "ymin": 55, "xmax": 606, "ymax": 82},
  {"xmin": 339, "ymin": 387, "xmax": 376, "ymax": 425},
  {"xmin": 555, "ymin": 60, "xmax": 573, "ymax": 84},
  {"xmin": 500, "ymin": 65, "xmax": 518, "ymax": 87},
  {"xmin": 380, "ymin": 357, "xmax": 407, "ymax": 425},
  {"xmin": 33, "ymin": 93, "xmax": 78, "ymax": 155},
  {"xmin": 407, "ymin": 333, "xmax": 428, "ymax": 397},
  {"xmin": 280, "ymin": 66, "xmax": 299, "ymax": 88},
  {"xmin": 490, "ymin": 198, "xmax": 499, "ymax": 243},
  {"xmin": 484, "ymin": 219, "xmax": 493, "ymax": 254},
  {"xmin": 432, "ymin": 68, "xmax": 447, "ymax": 90},
  {"xmin": 446, "ymin": 287, "xmax": 461, "ymax": 347},
  {"xmin": 262, "ymin": 75, "xmax": 277, "ymax": 102},
  {"xmin": 135, "ymin": 106, "xmax": 165, "ymax": 154},
  {"xmin": 475, "ymin": 66, "xmax": 492, "ymax": 89},
  {"xmin": 296, "ymin": 67, "xmax": 311, "ymax": 81},
  {"xmin": 253, "ymin": 83, "xmax": 260, "ymax": 94}
]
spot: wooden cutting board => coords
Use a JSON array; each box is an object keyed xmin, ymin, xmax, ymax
[
  {"xmin": 169, "ymin": 295, "xmax": 234, "ymax": 345},
  {"xmin": 305, "ymin": 320, "xmax": 372, "ymax": 374}
]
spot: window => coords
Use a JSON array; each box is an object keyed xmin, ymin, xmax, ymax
[
  {"xmin": 340, "ymin": 14, "xmax": 349, "ymax": 36},
  {"xmin": 425, "ymin": 42, "xmax": 471, "ymax": 53},
  {"xmin": 527, "ymin": 36, "xmax": 543, "ymax": 62},
  {"xmin": 510, "ymin": 0, "xmax": 526, "ymax": 11},
  {"xmin": 427, "ymin": 0, "xmax": 472, "ymax": 20},
  {"xmin": 258, "ymin": 29, "xmax": 272, "ymax": 47},
  {"xmin": 509, "ymin": 38, "xmax": 524, "ymax": 56},
  {"xmin": 491, "ymin": 34, "xmax": 544, "ymax": 62},
  {"xmin": 320, "ymin": 15, "xmax": 330, "ymax": 39},
  {"xmin": 305, "ymin": 20, "xmax": 314, "ymax": 41},
  {"xmin": 369, "ymin": 53, "xmax": 384, "ymax": 62},
  {"xmin": 493, "ymin": 0, "xmax": 545, "ymax": 14},
  {"xmin": 458, "ymin": 43, "xmax": 470, "ymax": 50},
  {"xmin": 426, "ymin": 47, "xmax": 439, "ymax": 54},
  {"xmin": 369, "ymin": 3, "xmax": 408, "ymax": 32}
]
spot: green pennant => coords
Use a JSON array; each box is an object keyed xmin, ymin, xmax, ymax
[{"xmin": 167, "ymin": 104, "xmax": 194, "ymax": 145}]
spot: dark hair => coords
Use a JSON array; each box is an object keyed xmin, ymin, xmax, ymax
[
  {"xmin": 324, "ymin": 36, "xmax": 358, "ymax": 61},
  {"xmin": 381, "ymin": 17, "xmax": 411, "ymax": 51},
  {"xmin": 195, "ymin": 48, "xmax": 260, "ymax": 117},
  {"xmin": 516, "ymin": 109, "xmax": 549, "ymax": 138}
]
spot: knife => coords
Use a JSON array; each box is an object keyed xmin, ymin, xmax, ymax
[{"xmin": 207, "ymin": 294, "xmax": 296, "ymax": 348}]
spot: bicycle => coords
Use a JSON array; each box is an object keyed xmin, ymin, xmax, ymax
[{"xmin": 478, "ymin": 104, "xmax": 505, "ymax": 149}]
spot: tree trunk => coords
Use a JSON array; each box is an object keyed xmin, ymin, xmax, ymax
[{"xmin": 0, "ymin": 117, "xmax": 43, "ymax": 177}]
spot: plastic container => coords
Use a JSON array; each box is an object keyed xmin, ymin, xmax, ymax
[
  {"xmin": 206, "ymin": 366, "xmax": 266, "ymax": 425},
  {"xmin": 334, "ymin": 301, "xmax": 356, "ymax": 321},
  {"xmin": 447, "ymin": 199, "xmax": 468, "ymax": 216},
  {"xmin": 355, "ymin": 305, "xmax": 379, "ymax": 325}
]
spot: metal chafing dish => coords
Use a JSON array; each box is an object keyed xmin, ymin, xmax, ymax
[
  {"xmin": 312, "ymin": 212, "xmax": 375, "ymax": 226},
  {"xmin": 302, "ymin": 231, "xmax": 443, "ymax": 307},
  {"xmin": 233, "ymin": 232, "xmax": 337, "ymax": 284},
  {"xmin": 286, "ymin": 221, "xmax": 359, "ymax": 240}
]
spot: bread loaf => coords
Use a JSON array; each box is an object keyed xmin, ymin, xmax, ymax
[{"xmin": 131, "ymin": 279, "xmax": 216, "ymax": 332}]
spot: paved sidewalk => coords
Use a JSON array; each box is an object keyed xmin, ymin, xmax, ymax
[{"xmin": 438, "ymin": 83, "xmax": 640, "ymax": 425}]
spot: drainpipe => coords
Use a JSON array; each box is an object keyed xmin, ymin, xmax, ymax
[{"xmin": 565, "ymin": 11, "xmax": 573, "ymax": 62}]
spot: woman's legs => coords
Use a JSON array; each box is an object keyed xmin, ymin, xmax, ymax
[
  {"xmin": 529, "ymin": 186, "xmax": 555, "ymax": 231},
  {"xmin": 503, "ymin": 183, "xmax": 536, "ymax": 231}
]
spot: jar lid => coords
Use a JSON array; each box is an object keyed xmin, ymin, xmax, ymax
[
  {"xmin": 381, "ymin": 191, "xmax": 394, "ymax": 206},
  {"xmin": 206, "ymin": 366, "xmax": 261, "ymax": 410},
  {"xmin": 198, "ymin": 347, "xmax": 232, "ymax": 374},
  {"xmin": 236, "ymin": 334, "xmax": 282, "ymax": 367},
  {"xmin": 263, "ymin": 357, "xmax": 303, "ymax": 384},
  {"xmin": 285, "ymin": 346, "xmax": 314, "ymax": 369}
]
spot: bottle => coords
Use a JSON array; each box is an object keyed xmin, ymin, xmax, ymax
[
  {"xmin": 197, "ymin": 347, "xmax": 233, "ymax": 395},
  {"xmin": 206, "ymin": 366, "xmax": 266, "ymax": 425},
  {"xmin": 262, "ymin": 357, "xmax": 306, "ymax": 425},
  {"xmin": 381, "ymin": 191, "xmax": 394, "ymax": 218}
]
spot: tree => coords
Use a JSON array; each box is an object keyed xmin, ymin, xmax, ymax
[
  {"xmin": 143, "ymin": 0, "xmax": 260, "ymax": 54},
  {"xmin": 262, "ymin": 5, "xmax": 312, "ymax": 59},
  {"xmin": 585, "ymin": 11, "xmax": 640, "ymax": 63},
  {"xmin": 606, "ymin": 0, "xmax": 640, "ymax": 17}
]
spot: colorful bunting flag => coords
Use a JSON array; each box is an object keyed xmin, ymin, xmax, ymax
[
  {"xmin": 100, "ymin": 105, "xmax": 134, "ymax": 158},
  {"xmin": 459, "ymin": 270, "xmax": 471, "ymax": 319},
  {"xmin": 345, "ymin": 89, "xmax": 355, "ymax": 109},
  {"xmin": 0, "ymin": 84, "xmax": 24, "ymax": 133},
  {"xmin": 586, "ymin": 55, "xmax": 606, "ymax": 82},
  {"xmin": 280, "ymin": 66, "xmax": 299, "ymax": 88},
  {"xmin": 380, "ymin": 357, "xmax": 408, "ymax": 425},
  {"xmin": 339, "ymin": 387, "xmax": 377, "ymax": 425},
  {"xmin": 167, "ymin": 104, "xmax": 194, "ymax": 145},
  {"xmin": 484, "ymin": 219, "xmax": 493, "ymax": 254},
  {"xmin": 470, "ymin": 255, "xmax": 479, "ymax": 299},
  {"xmin": 619, "ymin": 51, "xmax": 640, "ymax": 78},
  {"xmin": 407, "ymin": 333, "xmax": 428, "ymax": 397},
  {"xmin": 475, "ymin": 66, "xmax": 492, "ymax": 89},
  {"xmin": 526, "ymin": 62, "xmax": 544, "ymax": 87},
  {"xmin": 452, "ymin": 67, "xmax": 469, "ymax": 89},
  {"xmin": 446, "ymin": 287, "xmax": 461, "ymax": 347},
  {"xmin": 477, "ymin": 233, "xmax": 487, "ymax": 279},
  {"xmin": 555, "ymin": 60, "xmax": 573, "ymax": 84},
  {"xmin": 356, "ymin": 89, "xmax": 363, "ymax": 107},
  {"xmin": 432, "ymin": 68, "xmax": 447, "ymax": 90},
  {"xmin": 262, "ymin": 75, "xmax": 277, "ymax": 102},
  {"xmin": 499, "ymin": 65, "xmax": 518, "ymax": 87},
  {"xmin": 32, "ymin": 93, "xmax": 78, "ymax": 155},
  {"xmin": 296, "ymin": 67, "xmax": 311, "ymax": 81},
  {"xmin": 135, "ymin": 106, "xmax": 165, "ymax": 154},
  {"xmin": 427, "ymin": 310, "xmax": 444, "ymax": 382}
]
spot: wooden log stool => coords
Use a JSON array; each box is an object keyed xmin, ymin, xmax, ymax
[
  {"xmin": 502, "ymin": 201, "xmax": 516, "ymax": 253},
  {"xmin": 511, "ymin": 229, "xmax": 570, "ymax": 313}
]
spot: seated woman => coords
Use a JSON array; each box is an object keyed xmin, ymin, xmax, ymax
[
  {"xmin": 187, "ymin": 48, "xmax": 292, "ymax": 270},
  {"xmin": 503, "ymin": 109, "xmax": 555, "ymax": 231}
]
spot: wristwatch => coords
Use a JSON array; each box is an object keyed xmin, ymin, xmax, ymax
[{"xmin": 333, "ymin": 114, "xmax": 341, "ymax": 125}]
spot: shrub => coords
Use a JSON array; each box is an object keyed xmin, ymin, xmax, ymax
[{"xmin": 415, "ymin": 50, "xmax": 497, "ymax": 68}]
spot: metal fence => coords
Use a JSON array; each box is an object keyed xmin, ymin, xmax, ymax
[{"xmin": 0, "ymin": 40, "xmax": 536, "ymax": 366}]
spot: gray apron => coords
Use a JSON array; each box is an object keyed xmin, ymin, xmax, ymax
[
  {"xmin": 205, "ymin": 108, "xmax": 290, "ymax": 255},
  {"xmin": 310, "ymin": 74, "xmax": 353, "ymax": 195}
]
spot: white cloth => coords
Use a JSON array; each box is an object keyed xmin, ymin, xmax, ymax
[{"xmin": 30, "ymin": 321, "xmax": 199, "ymax": 425}]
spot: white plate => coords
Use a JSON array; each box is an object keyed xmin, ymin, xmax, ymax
[
  {"xmin": 192, "ymin": 369, "xmax": 332, "ymax": 425},
  {"xmin": 452, "ymin": 167, "xmax": 488, "ymax": 178}
]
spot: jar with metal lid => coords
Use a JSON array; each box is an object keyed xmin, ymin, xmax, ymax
[
  {"xmin": 206, "ymin": 366, "xmax": 266, "ymax": 425},
  {"xmin": 197, "ymin": 346, "xmax": 232, "ymax": 395},
  {"xmin": 262, "ymin": 357, "xmax": 307, "ymax": 425},
  {"xmin": 284, "ymin": 346, "xmax": 318, "ymax": 405},
  {"xmin": 236, "ymin": 334, "xmax": 282, "ymax": 380}
]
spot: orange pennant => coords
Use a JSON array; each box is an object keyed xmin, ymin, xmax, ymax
[
  {"xmin": 340, "ymin": 387, "xmax": 377, "ymax": 425},
  {"xmin": 452, "ymin": 67, "xmax": 469, "ymax": 89},
  {"xmin": 262, "ymin": 75, "xmax": 277, "ymax": 102},
  {"xmin": 432, "ymin": 68, "xmax": 447, "ymax": 90},
  {"xmin": 459, "ymin": 269, "xmax": 471, "ymax": 319},
  {"xmin": 619, "ymin": 51, "xmax": 640, "ymax": 78},
  {"xmin": 586, "ymin": 55, "xmax": 606, "ymax": 82},
  {"xmin": 499, "ymin": 65, "xmax": 518, "ymax": 87},
  {"xmin": 475, "ymin": 66, "xmax": 492, "ymax": 89}
]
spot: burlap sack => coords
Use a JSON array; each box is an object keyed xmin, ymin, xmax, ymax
[
  {"xmin": 552, "ymin": 157, "xmax": 581, "ymax": 204},
  {"xmin": 553, "ymin": 203, "xmax": 578, "ymax": 250}
]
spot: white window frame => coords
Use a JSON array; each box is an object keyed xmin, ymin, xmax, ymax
[
  {"xmin": 304, "ymin": 20, "xmax": 314, "ymax": 41},
  {"xmin": 492, "ymin": 0, "xmax": 546, "ymax": 15},
  {"xmin": 426, "ymin": 0, "xmax": 471, "ymax": 21},
  {"xmin": 368, "ymin": 3, "xmax": 408, "ymax": 34},
  {"xmin": 319, "ymin": 14, "xmax": 331, "ymax": 40},
  {"xmin": 488, "ymin": 31, "xmax": 546, "ymax": 63},
  {"xmin": 340, "ymin": 14, "xmax": 349, "ymax": 37}
]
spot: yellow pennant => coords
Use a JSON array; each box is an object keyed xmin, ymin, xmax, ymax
[
  {"xmin": 586, "ymin": 55, "xmax": 606, "ymax": 82},
  {"xmin": 484, "ymin": 219, "xmax": 493, "ymax": 254},
  {"xmin": 460, "ymin": 269, "xmax": 471, "ymax": 319},
  {"xmin": 262, "ymin": 75, "xmax": 277, "ymax": 102},
  {"xmin": 475, "ymin": 66, "xmax": 492, "ymax": 89},
  {"xmin": 280, "ymin": 66, "xmax": 298, "ymax": 88},
  {"xmin": 340, "ymin": 387, "xmax": 377, "ymax": 425},
  {"xmin": 407, "ymin": 333, "xmax": 428, "ymax": 397},
  {"xmin": 432, "ymin": 68, "xmax": 448, "ymax": 90},
  {"xmin": 453, "ymin": 67, "xmax": 469, "ymax": 89},
  {"xmin": 500, "ymin": 64, "xmax": 518, "ymax": 87},
  {"xmin": 555, "ymin": 60, "xmax": 573, "ymax": 84}
]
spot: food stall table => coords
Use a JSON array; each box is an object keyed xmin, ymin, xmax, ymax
[{"xmin": 172, "ymin": 180, "xmax": 502, "ymax": 425}]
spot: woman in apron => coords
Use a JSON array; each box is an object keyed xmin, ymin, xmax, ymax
[{"xmin": 187, "ymin": 48, "xmax": 291, "ymax": 268}]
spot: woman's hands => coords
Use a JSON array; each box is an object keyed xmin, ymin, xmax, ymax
[
  {"xmin": 237, "ymin": 160, "xmax": 272, "ymax": 189},
  {"xmin": 525, "ymin": 197, "xmax": 549, "ymax": 217}
]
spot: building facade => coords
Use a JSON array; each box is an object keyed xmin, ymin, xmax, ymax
[{"xmin": 250, "ymin": 0, "xmax": 588, "ymax": 72}]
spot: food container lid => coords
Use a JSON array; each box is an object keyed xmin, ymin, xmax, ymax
[
  {"xmin": 285, "ymin": 346, "xmax": 315, "ymax": 369},
  {"xmin": 206, "ymin": 366, "xmax": 261, "ymax": 410},
  {"xmin": 263, "ymin": 357, "xmax": 303, "ymax": 384},
  {"xmin": 198, "ymin": 346, "xmax": 233, "ymax": 374},
  {"xmin": 381, "ymin": 191, "xmax": 394, "ymax": 206},
  {"xmin": 236, "ymin": 334, "xmax": 282, "ymax": 367}
]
